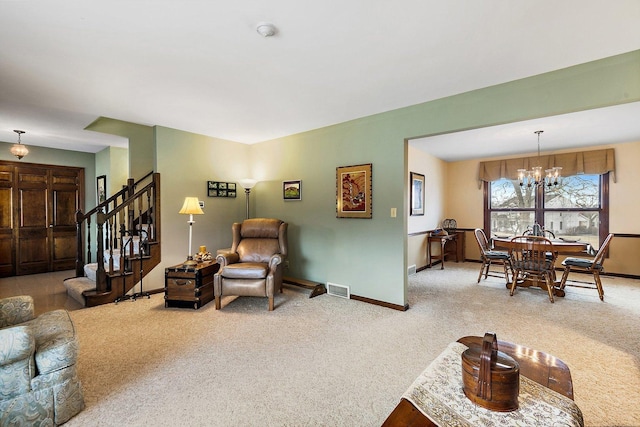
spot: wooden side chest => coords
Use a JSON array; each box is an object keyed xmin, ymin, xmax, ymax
[{"xmin": 164, "ymin": 261, "xmax": 219, "ymax": 309}]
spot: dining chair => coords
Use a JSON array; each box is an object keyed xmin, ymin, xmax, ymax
[
  {"xmin": 524, "ymin": 223, "xmax": 556, "ymax": 239},
  {"xmin": 508, "ymin": 236, "xmax": 557, "ymax": 302},
  {"xmin": 473, "ymin": 229, "xmax": 512, "ymax": 284},
  {"xmin": 558, "ymin": 233, "xmax": 614, "ymax": 301}
]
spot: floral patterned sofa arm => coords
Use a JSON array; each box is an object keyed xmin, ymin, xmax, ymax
[
  {"xmin": 0, "ymin": 295, "xmax": 35, "ymax": 328},
  {"xmin": 0, "ymin": 297, "xmax": 84, "ymax": 425},
  {"xmin": 0, "ymin": 325, "xmax": 36, "ymax": 399}
]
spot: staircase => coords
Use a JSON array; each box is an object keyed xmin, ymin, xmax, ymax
[{"xmin": 64, "ymin": 172, "xmax": 161, "ymax": 307}]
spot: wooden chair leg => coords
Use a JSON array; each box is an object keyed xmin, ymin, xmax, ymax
[
  {"xmin": 594, "ymin": 271, "xmax": 605, "ymax": 301},
  {"xmin": 559, "ymin": 267, "xmax": 571, "ymax": 290},
  {"xmin": 215, "ymin": 297, "xmax": 221, "ymax": 309},
  {"xmin": 477, "ymin": 262, "xmax": 485, "ymax": 283},
  {"xmin": 509, "ymin": 271, "xmax": 518, "ymax": 296},
  {"xmin": 484, "ymin": 261, "xmax": 491, "ymax": 279},
  {"xmin": 268, "ymin": 296, "xmax": 274, "ymax": 311},
  {"xmin": 545, "ymin": 273, "xmax": 555, "ymax": 303}
]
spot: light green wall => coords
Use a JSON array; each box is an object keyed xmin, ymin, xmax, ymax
[
  {"xmin": 85, "ymin": 117, "xmax": 153, "ymax": 180},
  {"xmin": 95, "ymin": 146, "xmax": 129, "ymax": 199},
  {"xmin": 153, "ymin": 126, "xmax": 250, "ymax": 287},
  {"xmin": 109, "ymin": 147, "xmax": 129, "ymax": 192},
  {"xmin": 251, "ymin": 118, "xmax": 406, "ymax": 304}
]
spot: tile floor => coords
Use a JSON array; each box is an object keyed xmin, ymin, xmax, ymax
[{"xmin": 0, "ymin": 270, "xmax": 84, "ymax": 316}]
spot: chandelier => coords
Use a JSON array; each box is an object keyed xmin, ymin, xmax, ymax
[
  {"xmin": 517, "ymin": 130, "xmax": 561, "ymax": 188},
  {"xmin": 10, "ymin": 130, "xmax": 29, "ymax": 160}
]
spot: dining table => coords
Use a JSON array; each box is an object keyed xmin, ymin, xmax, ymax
[
  {"xmin": 491, "ymin": 236, "xmax": 591, "ymax": 255},
  {"xmin": 490, "ymin": 236, "xmax": 591, "ymax": 297}
]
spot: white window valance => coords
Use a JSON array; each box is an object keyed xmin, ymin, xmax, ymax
[{"xmin": 478, "ymin": 148, "xmax": 615, "ymax": 186}]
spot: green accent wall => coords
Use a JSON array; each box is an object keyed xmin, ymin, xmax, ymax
[
  {"xmin": 95, "ymin": 146, "xmax": 129, "ymax": 200},
  {"xmin": 154, "ymin": 126, "xmax": 251, "ymax": 273},
  {"xmin": 85, "ymin": 117, "xmax": 154, "ymax": 180}
]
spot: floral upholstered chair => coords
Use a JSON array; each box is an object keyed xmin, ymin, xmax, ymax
[{"xmin": 0, "ymin": 296, "xmax": 84, "ymax": 425}]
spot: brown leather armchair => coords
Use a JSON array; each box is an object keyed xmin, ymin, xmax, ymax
[{"xmin": 214, "ymin": 218, "xmax": 288, "ymax": 311}]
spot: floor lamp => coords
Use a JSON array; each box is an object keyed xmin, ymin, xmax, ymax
[
  {"xmin": 179, "ymin": 197, "xmax": 204, "ymax": 266},
  {"xmin": 239, "ymin": 179, "xmax": 257, "ymax": 219}
]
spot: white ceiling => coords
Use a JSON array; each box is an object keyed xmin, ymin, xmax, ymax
[
  {"xmin": 410, "ymin": 102, "xmax": 640, "ymax": 162},
  {"xmin": 1, "ymin": 1, "xmax": 639, "ymax": 155}
]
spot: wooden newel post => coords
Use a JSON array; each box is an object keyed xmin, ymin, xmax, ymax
[
  {"xmin": 75, "ymin": 209, "xmax": 85, "ymax": 278},
  {"xmin": 95, "ymin": 209, "xmax": 107, "ymax": 293}
]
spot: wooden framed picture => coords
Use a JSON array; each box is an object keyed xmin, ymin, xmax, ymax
[
  {"xmin": 336, "ymin": 163, "xmax": 372, "ymax": 218},
  {"xmin": 410, "ymin": 172, "xmax": 425, "ymax": 216},
  {"xmin": 283, "ymin": 180, "xmax": 301, "ymax": 201},
  {"xmin": 96, "ymin": 175, "xmax": 106, "ymax": 204}
]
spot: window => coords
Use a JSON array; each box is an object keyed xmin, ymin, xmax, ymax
[{"xmin": 485, "ymin": 173, "xmax": 609, "ymax": 248}]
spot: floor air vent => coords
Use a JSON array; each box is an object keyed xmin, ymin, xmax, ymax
[
  {"xmin": 408, "ymin": 264, "xmax": 417, "ymax": 275},
  {"xmin": 327, "ymin": 282, "xmax": 350, "ymax": 299}
]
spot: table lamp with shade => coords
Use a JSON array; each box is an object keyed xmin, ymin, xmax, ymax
[{"xmin": 178, "ymin": 196, "xmax": 204, "ymax": 266}]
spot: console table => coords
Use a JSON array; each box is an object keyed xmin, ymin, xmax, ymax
[
  {"xmin": 164, "ymin": 261, "xmax": 219, "ymax": 309},
  {"xmin": 427, "ymin": 231, "xmax": 465, "ymax": 269}
]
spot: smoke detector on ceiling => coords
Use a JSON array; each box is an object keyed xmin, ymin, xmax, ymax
[{"xmin": 256, "ymin": 22, "xmax": 277, "ymax": 37}]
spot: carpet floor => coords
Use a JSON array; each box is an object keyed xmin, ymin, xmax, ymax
[{"xmin": 64, "ymin": 262, "xmax": 640, "ymax": 426}]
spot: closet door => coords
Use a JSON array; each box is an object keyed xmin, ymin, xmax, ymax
[
  {"xmin": 15, "ymin": 165, "xmax": 50, "ymax": 274},
  {"xmin": 0, "ymin": 165, "xmax": 13, "ymax": 276},
  {"xmin": 11, "ymin": 163, "xmax": 83, "ymax": 276},
  {"xmin": 50, "ymin": 167, "xmax": 82, "ymax": 271}
]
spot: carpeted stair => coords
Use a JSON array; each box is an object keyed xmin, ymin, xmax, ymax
[{"xmin": 63, "ymin": 264, "xmax": 100, "ymax": 306}]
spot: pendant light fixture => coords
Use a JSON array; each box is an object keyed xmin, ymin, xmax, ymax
[
  {"xmin": 517, "ymin": 130, "xmax": 561, "ymax": 188},
  {"xmin": 10, "ymin": 130, "xmax": 29, "ymax": 160}
]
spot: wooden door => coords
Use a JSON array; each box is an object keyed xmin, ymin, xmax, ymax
[
  {"xmin": 1, "ymin": 161, "xmax": 84, "ymax": 276},
  {"xmin": 0, "ymin": 165, "xmax": 14, "ymax": 276},
  {"xmin": 50, "ymin": 168, "xmax": 82, "ymax": 271},
  {"xmin": 15, "ymin": 165, "xmax": 51, "ymax": 274}
]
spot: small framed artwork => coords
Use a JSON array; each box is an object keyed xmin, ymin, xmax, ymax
[
  {"xmin": 410, "ymin": 172, "xmax": 425, "ymax": 216},
  {"xmin": 227, "ymin": 182, "xmax": 236, "ymax": 198},
  {"xmin": 207, "ymin": 181, "xmax": 237, "ymax": 197},
  {"xmin": 96, "ymin": 175, "xmax": 106, "ymax": 204},
  {"xmin": 283, "ymin": 180, "xmax": 302, "ymax": 201},
  {"xmin": 336, "ymin": 163, "xmax": 372, "ymax": 218}
]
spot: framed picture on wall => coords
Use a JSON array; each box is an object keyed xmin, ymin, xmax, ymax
[
  {"xmin": 410, "ymin": 172, "xmax": 425, "ymax": 216},
  {"xmin": 336, "ymin": 163, "xmax": 372, "ymax": 218},
  {"xmin": 283, "ymin": 180, "xmax": 302, "ymax": 201},
  {"xmin": 207, "ymin": 181, "xmax": 237, "ymax": 197},
  {"xmin": 96, "ymin": 175, "xmax": 106, "ymax": 204}
]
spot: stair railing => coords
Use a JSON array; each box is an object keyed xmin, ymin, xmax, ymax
[{"xmin": 74, "ymin": 172, "xmax": 160, "ymax": 294}]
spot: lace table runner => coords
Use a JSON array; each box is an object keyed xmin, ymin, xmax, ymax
[{"xmin": 403, "ymin": 342, "xmax": 584, "ymax": 427}]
